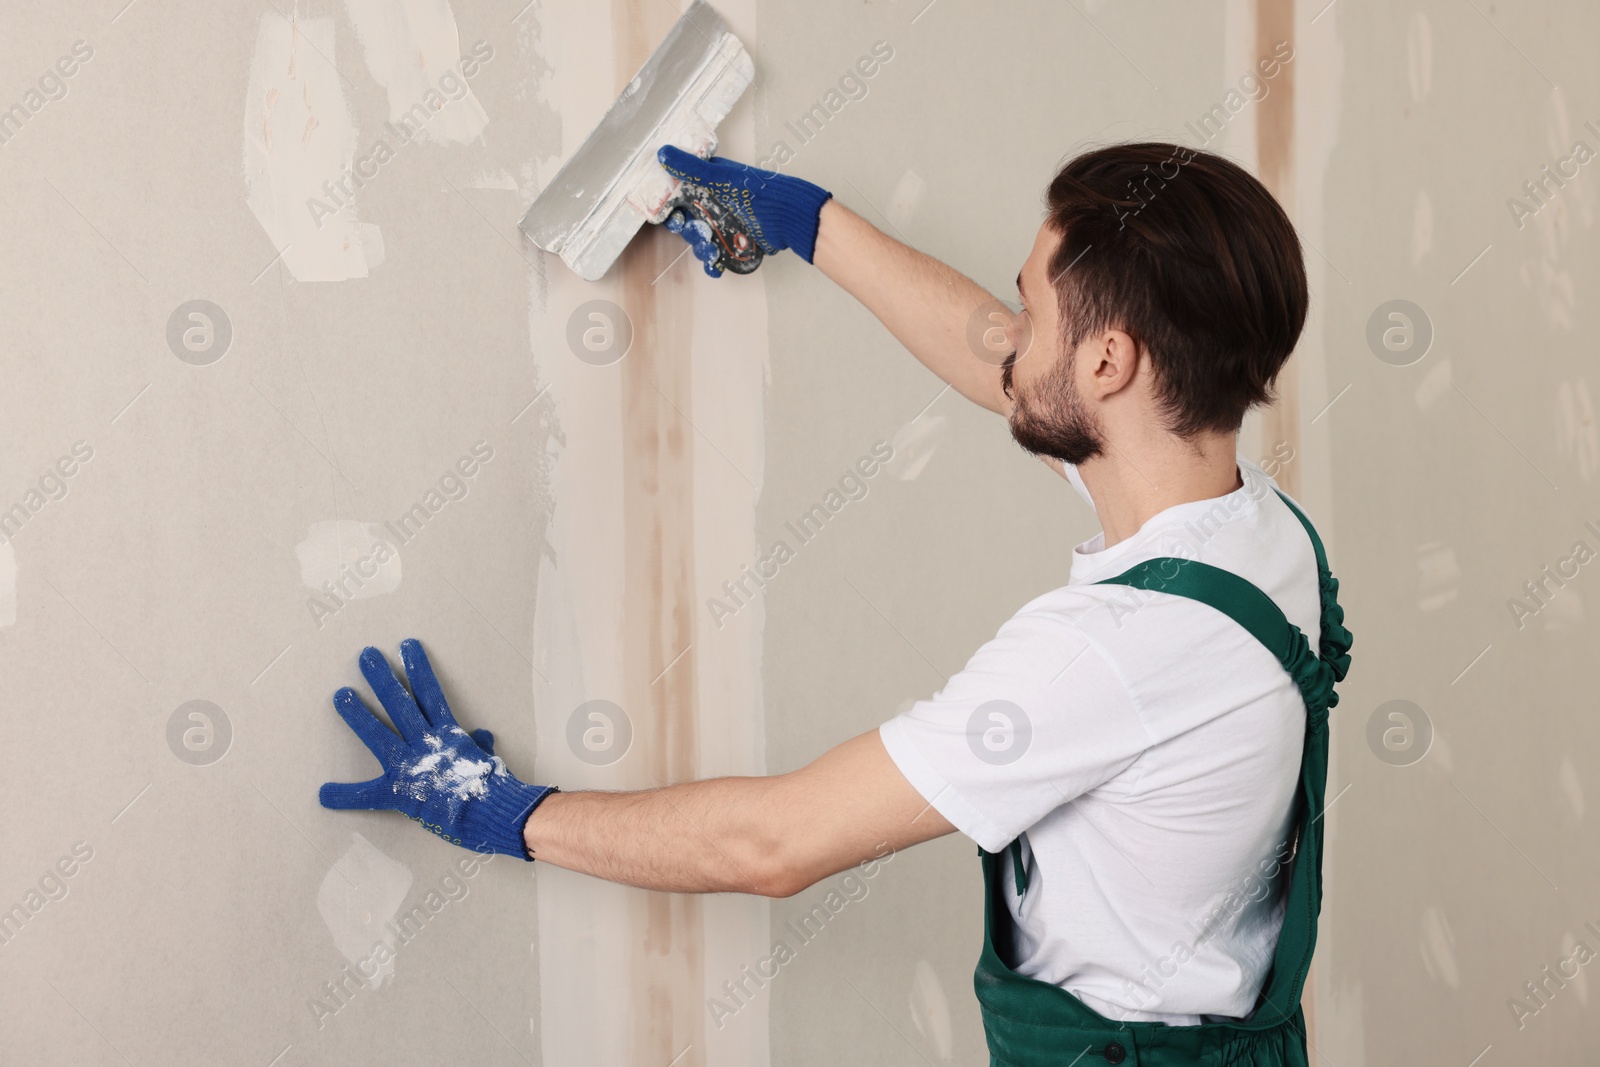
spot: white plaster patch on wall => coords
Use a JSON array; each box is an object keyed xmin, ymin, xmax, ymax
[
  {"xmin": 465, "ymin": 168, "xmax": 519, "ymax": 190},
  {"xmin": 1513, "ymin": 88, "xmax": 1590, "ymax": 331},
  {"xmin": 244, "ymin": 11, "xmax": 376, "ymax": 281},
  {"xmin": 1561, "ymin": 930, "xmax": 1591, "ymax": 1006},
  {"xmin": 1539, "ymin": 587, "xmax": 1585, "ymax": 631},
  {"xmin": 342, "ymin": 0, "xmax": 488, "ymax": 144},
  {"xmin": 885, "ymin": 168, "xmax": 925, "ymax": 229},
  {"xmin": 1406, "ymin": 12, "xmax": 1431, "ymax": 103},
  {"xmin": 908, "ymin": 959, "xmax": 953, "ymax": 1061},
  {"xmin": 316, "ymin": 832, "xmax": 414, "ymax": 989},
  {"xmin": 883, "ymin": 413, "xmax": 948, "ymax": 481},
  {"xmin": 1411, "ymin": 188, "xmax": 1431, "ymax": 266},
  {"xmin": 359, "ymin": 224, "xmax": 385, "ymax": 268},
  {"xmin": 1419, "ymin": 905, "xmax": 1460, "ymax": 989},
  {"xmin": 1557, "ymin": 378, "xmax": 1598, "ymax": 482},
  {"xmin": 1557, "ymin": 754, "xmax": 1584, "ymax": 819},
  {"xmin": 1546, "ymin": 88, "xmax": 1594, "ymax": 230},
  {"xmin": 1320, "ymin": 980, "xmax": 1366, "ymax": 1067},
  {"xmin": 1422, "ymin": 730, "xmax": 1455, "ymax": 776},
  {"xmin": 295, "ymin": 520, "xmax": 402, "ymax": 600},
  {"xmin": 1415, "ymin": 358, "xmax": 1451, "ymax": 413},
  {"xmin": 1415, "ymin": 540, "xmax": 1458, "ymax": 612},
  {"xmin": 0, "ymin": 539, "xmax": 15, "ymax": 626}
]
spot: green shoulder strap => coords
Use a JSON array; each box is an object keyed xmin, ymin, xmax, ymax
[{"xmin": 1005, "ymin": 489, "xmax": 1352, "ymax": 906}]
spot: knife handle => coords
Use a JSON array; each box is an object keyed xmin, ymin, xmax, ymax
[{"xmin": 664, "ymin": 182, "xmax": 765, "ymax": 275}]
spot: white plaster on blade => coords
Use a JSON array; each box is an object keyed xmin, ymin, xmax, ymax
[
  {"xmin": 342, "ymin": 0, "xmax": 488, "ymax": 144},
  {"xmin": 244, "ymin": 11, "xmax": 374, "ymax": 281},
  {"xmin": 316, "ymin": 832, "xmax": 414, "ymax": 988}
]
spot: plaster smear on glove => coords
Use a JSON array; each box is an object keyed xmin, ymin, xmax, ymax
[
  {"xmin": 405, "ymin": 734, "xmax": 504, "ymax": 802},
  {"xmin": 317, "ymin": 832, "xmax": 413, "ymax": 989}
]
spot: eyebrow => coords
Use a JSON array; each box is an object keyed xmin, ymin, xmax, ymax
[{"xmin": 1016, "ymin": 270, "xmax": 1026, "ymax": 304}]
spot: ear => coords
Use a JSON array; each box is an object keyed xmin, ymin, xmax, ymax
[{"xmin": 1084, "ymin": 328, "xmax": 1142, "ymax": 398}]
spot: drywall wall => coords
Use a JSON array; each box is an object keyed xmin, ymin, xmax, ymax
[
  {"xmin": 1, "ymin": 1, "xmax": 1595, "ymax": 1065},
  {"xmin": 0, "ymin": 0, "xmax": 559, "ymax": 1062},
  {"xmin": 1310, "ymin": 3, "xmax": 1600, "ymax": 1063}
]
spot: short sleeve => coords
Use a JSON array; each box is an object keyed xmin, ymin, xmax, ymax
[{"xmin": 878, "ymin": 604, "xmax": 1150, "ymax": 853}]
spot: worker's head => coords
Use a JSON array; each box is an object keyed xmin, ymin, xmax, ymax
[{"xmin": 1000, "ymin": 142, "xmax": 1307, "ymax": 466}]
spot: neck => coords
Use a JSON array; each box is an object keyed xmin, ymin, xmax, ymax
[{"xmin": 1076, "ymin": 430, "xmax": 1242, "ymax": 550}]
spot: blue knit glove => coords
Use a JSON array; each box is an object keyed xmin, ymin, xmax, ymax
[
  {"xmin": 318, "ymin": 639, "xmax": 556, "ymax": 860},
  {"xmin": 657, "ymin": 145, "xmax": 833, "ymax": 268}
]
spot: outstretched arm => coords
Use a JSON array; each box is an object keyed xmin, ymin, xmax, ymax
[
  {"xmin": 320, "ymin": 641, "xmax": 955, "ymax": 895},
  {"xmin": 523, "ymin": 728, "xmax": 955, "ymax": 897},
  {"xmin": 655, "ymin": 147, "xmax": 1014, "ymax": 416},
  {"xmin": 812, "ymin": 200, "xmax": 1013, "ymax": 416}
]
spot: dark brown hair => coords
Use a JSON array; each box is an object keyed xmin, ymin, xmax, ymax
[{"xmin": 1044, "ymin": 142, "xmax": 1307, "ymax": 438}]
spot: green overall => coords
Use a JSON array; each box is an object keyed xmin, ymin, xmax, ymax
[{"xmin": 975, "ymin": 489, "xmax": 1353, "ymax": 1067}]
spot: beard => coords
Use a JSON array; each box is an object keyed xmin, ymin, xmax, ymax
[{"xmin": 1001, "ymin": 346, "xmax": 1105, "ymax": 467}]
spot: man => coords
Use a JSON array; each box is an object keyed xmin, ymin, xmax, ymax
[{"xmin": 319, "ymin": 142, "xmax": 1352, "ymax": 1065}]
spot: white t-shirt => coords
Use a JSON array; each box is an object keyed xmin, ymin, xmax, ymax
[{"xmin": 879, "ymin": 454, "xmax": 1321, "ymax": 1024}]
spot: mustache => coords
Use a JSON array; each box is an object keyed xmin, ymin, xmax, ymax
[{"xmin": 1000, "ymin": 348, "xmax": 1018, "ymax": 399}]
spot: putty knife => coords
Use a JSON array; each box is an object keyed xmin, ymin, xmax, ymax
[{"xmin": 518, "ymin": 0, "xmax": 760, "ymax": 281}]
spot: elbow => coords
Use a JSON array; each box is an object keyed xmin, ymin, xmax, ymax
[
  {"xmin": 729, "ymin": 778, "xmax": 833, "ymax": 898},
  {"xmin": 739, "ymin": 831, "xmax": 815, "ymax": 899},
  {"xmin": 756, "ymin": 861, "xmax": 811, "ymax": 899}
]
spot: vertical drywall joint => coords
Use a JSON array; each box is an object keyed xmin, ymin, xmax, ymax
[
  {"xmin": 1256, "ymin": 0, "xmax": 1300, "ymax": 502},
  {"xmin": 611, "ymin": 7, "xmax": 709, "ymax": 1066}
]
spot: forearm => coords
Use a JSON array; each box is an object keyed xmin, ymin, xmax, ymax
[
  {"xmin": 522, "ymin": 730, "xmax": 953, "ymax": 897},
  {"xmin": 524, "ymin": 776, "xmax": 794, "ymax": 896},
  {"xmin": 812, "ymin": 199, "xmax": 1012, "ymax": 415}
]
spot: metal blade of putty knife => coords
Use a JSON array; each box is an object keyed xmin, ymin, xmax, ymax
[{"xmin": 518, "ymin": 0, "xmax": 755, "ymax": 281}]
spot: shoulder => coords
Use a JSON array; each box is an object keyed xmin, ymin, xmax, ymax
[{"xmin": 929, "ymin": 588, "xmax": 1134, "ymax": 702}]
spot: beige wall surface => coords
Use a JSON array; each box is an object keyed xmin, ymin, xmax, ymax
[
  {"xmin": 0, "ymin": 1, "xmax": 1594, "ymax": 1065},
  {"xmin": 1312, "ymin": 3, "xmax": 1600, "ymax": 1064}
]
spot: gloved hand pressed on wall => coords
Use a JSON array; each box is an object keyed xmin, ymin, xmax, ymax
[
  {"xmin": 656, "ymin": 144, "xmax": 833, "ymax": 277},
  {"xmin": 318, "ymin": 638, "xmax": 556, "ymax": 860}
]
